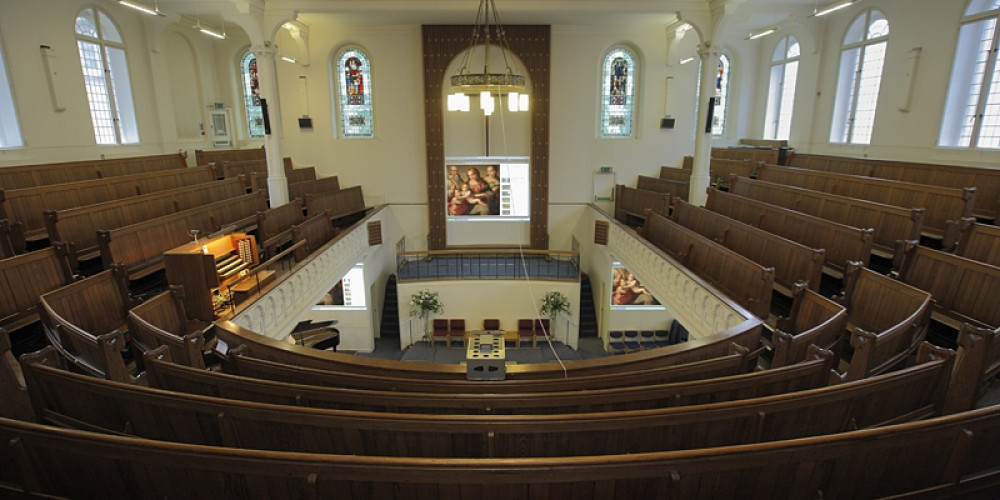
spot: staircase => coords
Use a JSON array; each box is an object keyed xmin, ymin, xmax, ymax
[
  {"xmin": 379, "ymin": 274, "xmax": 400, "ymax": 340},
  {"xmin": 578, "ymin": 273, "xmax": 599, "ymax": 338}
]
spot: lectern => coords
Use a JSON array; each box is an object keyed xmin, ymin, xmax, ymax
[{"xmin": 466, "ymin": 334, "xmax": 505, "ymax": 380}]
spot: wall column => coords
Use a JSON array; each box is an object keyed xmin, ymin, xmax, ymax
[
  {"xmin": 690, "ymin": 44, "xmax": 721, "ymax": 207},
  {"xmin": 251, "ymin": 44, "xmax": 288, "ymax": 206}
]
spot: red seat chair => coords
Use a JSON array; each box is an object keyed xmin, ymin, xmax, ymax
[
  {"xmin": 517, "ymin": 319, "xmax": 534, "ymax": 348},
  {"xmin": 483, "ymin": 318, "xmax": 501, "ymax": 332},
  {"xmin": 448, "ymin": 319, "xmax": 466, "ymax": 348},
  {"xmin": 431, "ymin": 319, "xmax": 449, "ymax": 347},
  {"xmin": 534, "ymin": 318, "xmax": 551, "ymax": 345}
]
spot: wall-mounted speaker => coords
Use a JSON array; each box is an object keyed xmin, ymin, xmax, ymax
[
  {"xmin": 261, "ymin": 99, "xmax": 271, "ymax": 135},
  {"xmin": 298, "ymin": 117, "xmax": 313, "ymax": 129},
  {"xmin": 660, "ymin": 118, "xmax": 675, "ymax": 129}
]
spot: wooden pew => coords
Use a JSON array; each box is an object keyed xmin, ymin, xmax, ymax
[
  {"xmin": 788, "ymin": 152, "xmax": 1000, "ymax": 222},
  {"xmin": 730, "ymin": 175, "xmax": 923, "ymax": 258},
  {"xmin": 0, "ymin": 152, "xmax": 187, "ymax": 190},
  {"xmin": 636, "ymin": 175, "xmax": 688, "ymax": 201},
  {"xmin": 37, "ymin": 265, "xmax": 137, "ymax": 383},
  {"xmin": 145, "ymin": 345, "xmax": 834, "ymax": 414},
  {"xmin": 44, "ymin": 178, "xmax": 247, "ymax": 262},
  {"xmin": 756, "ymin": 163, "xmax": 974, "ymax": 243},
  {"xmin": 97, "ymin": 191, "xmax": 267, "ymax": 282},
  {"xmin": 640, "ymin": 211, "xmax": 774, "ymax": 319},
  {"xmin": 670, "ymin": 199, "xmax": 825, "ymax": 296},
  {"xmin": 709, "ymin": 158, "xmax": 756, "ymax": 190},
  {"xmin": 304, "ymin": 185, "xmax": 368, "ymax": 222},
  {"xmin": 706, "ymin": 188, "xmax": 873, "ymax": 277},
  {"xmin": 292, "ymin": 211, "xmax": 337, "ymax": 261},
  {"xmin": 287, "ymin": 176, "xmax": 341, "ymax": 205},
  {"xmin": 10, "ymin": 382, "xmax": 1000, "ymax": 500},
  {"xmin": 613, "ymin": 185, "xmax": 671, "ymax": 228},
  {"xmin": 221, "ymin": 159, "xmax": 268, "ymax": 184},
  {"xmin": 195, "ymin": 147, "xmax": 264, "ymax": 167},
  {"xmin": 950, "ymin": 218, "xmax": 1000, "ymax": 266},
  {"xmin": 126, "ymin": 286, "xmax": 210, "ymax": 370},
  {"xmin": 712, "ymin": 146, "xmax": 780, "ymax": 165},
  {"xmin": 20, "ymin": 351, "xmax": 951, "ymax": 458},
  {"xmin": 213, "ymin": 317, "xmax": 763, "ymax": 386},
  {"xmin": 771, "ymin": 282, "xmax": 848, "ymax": 368},
  {"xmin": 257, "ymin": 199, "xmax": 305, "ymax": 258},
  {"xmin": 833, "ymin": 262, "xmax": 933, "ymax": 383},
  {"xmin": 0, "ymin": 332, "xmax": 32, "ymax": 420},
  {"xmin": 659, "ymin": 164, "xmax": 692, "ymax": 181},
  {"xmin": 943, "ymin": 323, "xmax": 1000, "ymax": 413},
  {"xmin": 250, "ymin": 166, "xmax": 318, "ymax": 193},
  {"xmin": 893, "ymin": 240, "xmax": 1000, "ymax": 331},
  {"xmin": 0, "ymin": 219, "xmax": 18, "ymax": 258},
  {"xmin": 0, "ymin": 165, "xmax": 216, "ymax": 245},
  {"xmin": 0, "ymin": 243, "xmax": 77, "ymax": 335}
]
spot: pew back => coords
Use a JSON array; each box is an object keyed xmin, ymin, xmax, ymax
[
  {"xmin": 292, "ymin": 212, "xmax": 337, "ymax": 261},
  {"xmin": 126, "ymin": 287, "xmax": 208, "ymax": 369},
  {"xmin": 771, "ymin": 283, "xmax": 848, "ymax": 368},
  {"xmin": 257, "ymin": 199, "xmax": 305, "ymax": 257},
  {"xmin": 614, "ymin": 185, "xmax": 671, "ymax": 227},
  {"xmin": 0, "ymin": 243, "xmax": 76, "ymax": 333},
  {"xmin": 954, "ymin": 218, "xmax": 1000, "ymax": 266},
  {"xmin": 304, "ymin": 185, "xmax": 367, "ymax": 220},
  {"xmin": 287, "ymin": 176, "xmax": 341, "ymax": 205},
  {"xmin": 636, "ymin": 175, "xmax": 689, "ymax": 201},
  {"xmin": 0, "ymin": 153, "xmax": 186, "ymax": 190}
]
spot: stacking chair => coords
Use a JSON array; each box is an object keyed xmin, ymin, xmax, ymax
[
  {"xmin": 534, "ymin": 318, "xmax": 551, "ymax": 345},
  {"xmin": 623, "ymin": 330, "xmax": 641, "ymax": 351},
  {"xmin": 448, "ymin": 319, "xmax": 466, "ymax": 348},
  {"xmin": 608, "ymin": 331, "xmax": 626, "ymax": 354},
  {"xmin": 431, "ymin": 319, "xmax": 450, "ymax": 347},
  {"xmin": 483, "ymin": 318, "xmax": 501, "ymax": 332},
  {"xmin": 653, "ymin": 329, "xmax": 671, "ymax": 347},
  {"xmin": 639, "ymin": 330, "xmax": 657, "ymax": 350},
  {"xmin": 517, "ymin": 319, "xmax": 535, "ymax": 348}
]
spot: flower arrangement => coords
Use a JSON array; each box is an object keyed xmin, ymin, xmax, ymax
[
  {"xmin": 409, "ymin": 289, "xmax": 444, "ymax": 319},
  {"xmin": 539, "ymin": 291, "xmax": 571, "ymax": 320}
]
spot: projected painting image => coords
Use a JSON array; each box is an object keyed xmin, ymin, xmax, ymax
[
  {"xmin": 611, "ymin": 266, "xmax": 661, "ymax": 308},
  {"xmin": 447, "ymin": 164, "xmax": 500, "ymax": 216}
]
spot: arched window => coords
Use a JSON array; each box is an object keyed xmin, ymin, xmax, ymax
[
  {"xmin": 0, "ymin": 34, "xmax": 22, "ymax": 148},
  {"xmin": 830, "ymin": 9, "xmax": 889, "ymax": 144},
  {"xmin": 334, "ymin": 46, "xmax": 374, "ymax": 138},
  {"xmin": 75, "ymin": 7, "xmax": 138, "ymax": 145},
  {"xmin": 600, "ymin": 46, "xmax": 638, "ymax": 138},
  {"xmin": 764, "ymin": 36, "xmax": 800, "ymax": 140},
  {"xmin": 940, "ymin": 0, "xmax": 1000, "ymax": 148},
  {"xmin": 711, "ymin": 54, "xmax": 731, "ymax": 136},
  {"xmin": 240, "ymin": 51, "xmax": 264, "ymax": 138}
]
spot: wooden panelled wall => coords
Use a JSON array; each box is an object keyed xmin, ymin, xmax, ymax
[{"xmin": 421, "ymin": 25, "xmax": 551, "ymax": 250}]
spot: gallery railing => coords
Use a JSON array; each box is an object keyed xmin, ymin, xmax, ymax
[{"xmin": 396, "ymin": 249, "xmax": 580, "ymax": 282}]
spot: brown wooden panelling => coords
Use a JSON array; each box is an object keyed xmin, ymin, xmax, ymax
[{"xmin": 422, "ymin": 25, "xmax": 550, "ymax": 249}]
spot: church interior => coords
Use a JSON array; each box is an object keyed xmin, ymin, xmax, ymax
[{"xmin": 3, "ymin": 0, "xmax": 1000, "ymax": 497}]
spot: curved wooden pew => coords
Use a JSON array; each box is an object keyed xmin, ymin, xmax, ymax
[
  {"xmin": 705, "ymin": 188, "xmax": 873, "ymax": 277},
  {"xmin": 212, "ymin": 317, "xmax": 762, "ymax": 383},
  {"xmin": 756, "ymin": 163, "xmax": 974, "ymax": 242},
  {"xmin": 126, "ymin": 287, "xmax": 211, "ymax": 370},
  {"xmin": 832, "ymin": 262, "xmax": 933, "ymax": 382},
  {"xmin": 20, "ymin": 348, "xmax": 951, "ymax": 458},
  {"xmin": 950, "ymin": 218, "xmax": 1000, "ymax": 266},
  {"xmin": 730, "ymin": 175, "xmax": 922, "ymax": 258},
  {"xmin": 670, "ymin": 199, "xmax": 825, "ymax": 296},
  {"xmin": 771, "ymin": 282, "xmax": 847, "ymax": 368},
  {"xmin": 143, "ymin": 344, "xmax": 834, "ymax": 414},
  {"xmin": 4, "ymin": 398, "xmax": 1000, "ymax": 499}
]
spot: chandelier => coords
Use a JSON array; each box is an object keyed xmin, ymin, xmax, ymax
[{"xmin": 446, "ymin": 0, "xmax": 529, "ymax": 115}]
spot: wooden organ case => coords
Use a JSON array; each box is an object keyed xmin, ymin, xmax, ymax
[{"xmin": 164, "ymin": 233, "xmax": 263, "ymax": 322}]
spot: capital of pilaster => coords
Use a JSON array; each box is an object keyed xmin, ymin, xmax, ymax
[
  {"xmin": 250, "ymin": 44, "xmax": 278, "ymax": 59},
  {"xmin": 697, "ymin": 44, "xmax": 723, "ymax": 59}
]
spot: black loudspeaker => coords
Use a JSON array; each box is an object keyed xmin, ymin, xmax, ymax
[
  {"xmin": 298, "ymin": 117, "xmax": 313, "ymax": 129},
  {"xmin": 705, "ymin": 97, "xmax": 716, "ymax": 133},
  {"xmin": 261, "ymin": 98, "xmax": 271, "ymax": 135},
  {"xmin": 660, "ymin": 118, "xmax": 675, "ymax": 129}
]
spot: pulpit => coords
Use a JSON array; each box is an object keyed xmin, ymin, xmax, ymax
[{"xmin": 466, "ymin": 334, "xmax": 505, "ymax": 380}]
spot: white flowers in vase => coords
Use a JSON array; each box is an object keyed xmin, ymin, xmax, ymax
[
  {"xmin": 539, "ymin": 291, "xmax": 571, "ymax": 321},
  {"xmin": 409, "ymin": 289, "xmax": 444, "ymax": 343}
]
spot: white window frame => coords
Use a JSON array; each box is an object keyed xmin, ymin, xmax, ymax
[
  {"xmin": 0, "ymin": 32, "xmax": 22, "ymax": 148},
  {"xmin": 75, "ymin": 7, "xmax": 139, "ymax": 145},
  {"xmin": 939, "ymin": 1, "xmax": 1000, "ymax": 148},
  {"xmin": 764, "ymin": 35, "xmax": 800, "ymax": 141},
  {"xmin": 829, "ymin": 9, "xmax": 889, "ymax": 145}
]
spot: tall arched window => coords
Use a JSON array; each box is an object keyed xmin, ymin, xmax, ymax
[
  {"xmin": 240, "ymin": 51, "xmax": 264, "ymax": 138},
  {"xmin": 600, "ymin": 46, "xmax": 638, "ymax": 138},
  {"xmin": 75, "ymin": 7, "xmax": 138, "ymax": 145},
  {"xmin": 334, "ymin": 46, "xmax": 374, "ymax": 138},
  {"xmin": 0, "ymin": 34, "xmax": 22, "ymax": 148},
  {"xmin": 711, "ymin": 54, "xmax": 731, "ymax": 136},
  {"xmin": 764, "ymin": 36, "xmax": 800, "ymax": 140},
  {"xmin": 830, "ymin": 9, "xmax": 889, "ymax": 144},
  {"xmin": 940, "ymin": 0, "xmax": 1000, "ymax": 148}
]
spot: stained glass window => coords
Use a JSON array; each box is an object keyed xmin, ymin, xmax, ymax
[
  {"xmin": 335, "ymin": 46, "xmax": 374, "ymax": 138},
  {"xmin": 0, "ymin": 34, "xmax": 22, "ymax": 148},
  {"xmin": 765, "ymin": 36, "xmax": 800, "ymax": 140},
  {"xmin": 940, "ymin": 1, "xmax": 1000, "ymax": 148},
  {"xmin": 75, "ymin": 7, "xmax": 138, "ymax": 145},
  {"xmin": 830, "ymin": 9, "xmax": 889, "ymax": 145},
  {"xmin": 240, "ymin": 51, "xmax": 264, "ymax": 138},
  {"xmin": 600, "ymin": 46, "xmax": 638, "ymax": 138}
]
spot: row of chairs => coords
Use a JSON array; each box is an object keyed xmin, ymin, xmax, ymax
[
  {"xmin": 609, "ymin": 320, "xmax": 689, "ymax": 354},
  {"xmin": 430, "ymin": 318, "xmax": 552, "ymax": 348}
]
